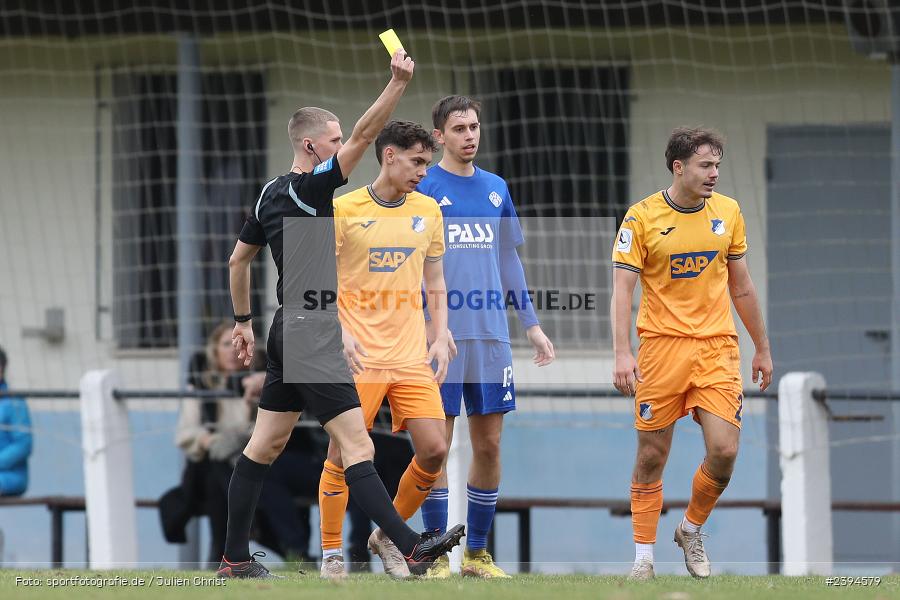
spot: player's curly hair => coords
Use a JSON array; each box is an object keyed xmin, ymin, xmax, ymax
[
  {"xmin": 432, "ymin": 95, "xmax": 482, "ymax": 131},
  {"xmin": 374, "ymin": 120, "xmax": 438, "ymax": 165},
  {"xmin": 665, "ymin": 127, "xmax": 725, "ymax": 173}
]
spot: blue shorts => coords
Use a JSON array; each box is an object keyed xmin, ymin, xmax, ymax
[{"xmin": 440, "ymin": 340, "xmax": 515, "ymax": 417}]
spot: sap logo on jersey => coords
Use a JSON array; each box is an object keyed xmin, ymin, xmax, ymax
[
  {"xmin": 369, "ymin": 247, "xmax": 415, "ymax": 272},
  {"xmin": 670, "ymin": 251, "xmax": 719, "ymax": 279},
  {"xmin": 448, "ymin": 223, "xmax": 495, "ymax": 244}
]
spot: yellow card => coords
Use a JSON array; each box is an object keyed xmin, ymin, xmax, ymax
[{"xmin": 379, "ymin": 29, "xmax": 404, "ymax": 56}]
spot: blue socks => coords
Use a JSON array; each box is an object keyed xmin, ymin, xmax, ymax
[
  {"xmin": 421, "ymin": 484, "xmax": 500, "ymax": 550},
  {"xmin": 421, "ymin": 487, "xmax": 449, "ymax": 534},
  {"xmin": 466, "ymin": 484, "xmax": 499, "ymax": 550}
]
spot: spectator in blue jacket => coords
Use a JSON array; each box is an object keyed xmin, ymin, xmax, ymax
[{"xmin": 0, "ymin": 345, "xmax": 32, "ymax": 497}]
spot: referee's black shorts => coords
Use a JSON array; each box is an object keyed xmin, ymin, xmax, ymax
[{"xmin": 258, "ymin": 307, "xmax": 360, "ymax": 425}]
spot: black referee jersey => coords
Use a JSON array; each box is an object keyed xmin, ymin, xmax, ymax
[
  {"xmin": 238, "ymin": 154, "xmax": 348, "ymax": 309},
  {"xmin": 237, "ymin": 155, "xmax": 358, "ymax": 408}
]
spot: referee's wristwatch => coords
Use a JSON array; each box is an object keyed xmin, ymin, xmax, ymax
[{"xmin": 234, "ymin": 313, "xmax": 252, "ymax": 323}]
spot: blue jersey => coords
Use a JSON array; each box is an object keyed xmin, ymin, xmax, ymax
[{"xmin": 417, "ymin": 164, "xmax": 533, "ymax": 342}]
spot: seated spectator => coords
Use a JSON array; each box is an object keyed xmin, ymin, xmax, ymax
[
  {"xmin": 171, "ymin": 322, "xmax": 260, "ymax": 567},
  {"xmin": 0, "ymin": 345, "xmax": 33, "ymax": 565},
  {"xmin": 0, "ymin": 345, "xmax": 32, "ymax": 498},
  {"xmin": 161, "ymin": 325, "xmax": 414, "ymax": 571}
]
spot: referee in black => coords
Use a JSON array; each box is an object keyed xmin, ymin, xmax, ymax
[{"xmin": 218, "ymin": 50, "xmax": 463, "ymax": 578}]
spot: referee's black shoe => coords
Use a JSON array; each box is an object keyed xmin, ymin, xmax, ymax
[
  {"xmin": 404, "ymin": 524, "xmax": 466, "ymax": 576},
  {"xmin": 216, "ymin": 551, "xmax": 284, "ymax": 579}
]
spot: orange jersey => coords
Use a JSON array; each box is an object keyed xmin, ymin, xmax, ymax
[
  {"xmin": 334, "ymin": 186, "xmax": 444, "ymax": 368},
  {"xmin": 612, "ymin": 190, "xmax": 747, "ymax": 339}
]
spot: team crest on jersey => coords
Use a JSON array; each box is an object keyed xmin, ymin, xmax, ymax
[
  {"xmin": 711, "ymin": 219, "xmax": 726, "ymax": 236},
  {"xmin": 639, "ymin": 402, "xmax": 653, "ymax": 421},
  {"xmin": 670, "ymin": 250, "xmax": 718, "ymax": 279},
  {"xmin": 412, "ymin": 216, "xmax": 425, "ymax": 233},
  {"xmin": 488, "ymin": 191, "xmax": 503, "ymax": 207},
  {"xmin": 369, "ymin": 247, "xmax": 414, "ymax": 272}
]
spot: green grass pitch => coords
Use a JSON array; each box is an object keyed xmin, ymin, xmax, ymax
[{"xmin": 2, "ymin": 571, "xmax": 898, "ymax": 599}]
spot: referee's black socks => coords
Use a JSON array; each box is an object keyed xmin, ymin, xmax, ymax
[
  {"xmin": 344, "ymin": 460, "xmax": 421, "ymax": 556},
  {"xmin": 223, "ymin": 454, "xmax": 270, "ymax": 562}
]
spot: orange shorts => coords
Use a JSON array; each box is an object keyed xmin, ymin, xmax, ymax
[
  {"xmin": 634, "ymin": 335, "xmax": 743, "ymax": 431},
  {"xmin": 354, "ymin": 363, "xmax": 445, "ymax": 432}
]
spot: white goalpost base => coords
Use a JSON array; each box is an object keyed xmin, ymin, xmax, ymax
[
  {"xmin": 80, "ymin": 369, "xmax": 138, "ymax": 569},
  {"xmin": 446, "ymin": 411, "xmax": 473, "ymax": 572},
  {"xmin": 778, "ymin": 371, "xmax": 833, "ymax": 575}
]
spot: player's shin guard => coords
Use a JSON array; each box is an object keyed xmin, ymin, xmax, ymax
[
  {"xmin": 319, "ymin": 460, "xmax": 349, "ymax": 551},
  {"xmin": 685, "ymin": 462, "xmax": 729, "ymax": 526},
  {"xmin": 393, "ymin": 457, "xmax": 441, "ymax": 520},
  {"xmin": 421, "ymin": 487, "xmax": 449, "ymax": 535},
  {"xmin": 631, "ymin": 480, "xmax": 663, "ymax": 544},
  {"xmin": 465, "ymin": 485, "xmax": 498, "ymax": 550}
]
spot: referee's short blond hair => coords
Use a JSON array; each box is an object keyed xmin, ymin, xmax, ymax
[{"xmin": 288, "ymin": 107, "xmax": 339, "ymax": 149}]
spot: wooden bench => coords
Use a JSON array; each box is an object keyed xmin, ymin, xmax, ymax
[{"xmin": 0, "ymin": 495, "xmax": 160, "ymax": 567}]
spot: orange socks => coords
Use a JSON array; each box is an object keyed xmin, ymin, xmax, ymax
[
  {"xmin": 319, "ymin": 460, "xmax": 349, "ymax": 551},
  {"xmin": 393, "ymin": 457, "xmax": 441, "ymax": 521},
  {"xmin": 321, "ymin": 456, "xmax": 440, "ymax": 551},
  {"xmin": 685, "ymin": 462, "xmax": 729, "ymax": 526},
  {"xmin": 631, "ymin": 463, "xmax": 729, "ymax": 544},
  {"xmin": 631, "ymin": 480, "xmax": 663, "ymax": 544},
  {"xmin": 320, "ymin": 456, "xmax": 442, "ymax": 550}
]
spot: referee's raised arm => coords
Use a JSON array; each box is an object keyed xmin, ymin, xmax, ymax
[{"xmin": 336, "ymin": 49, "xmax": 415, "ymax": 178}]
